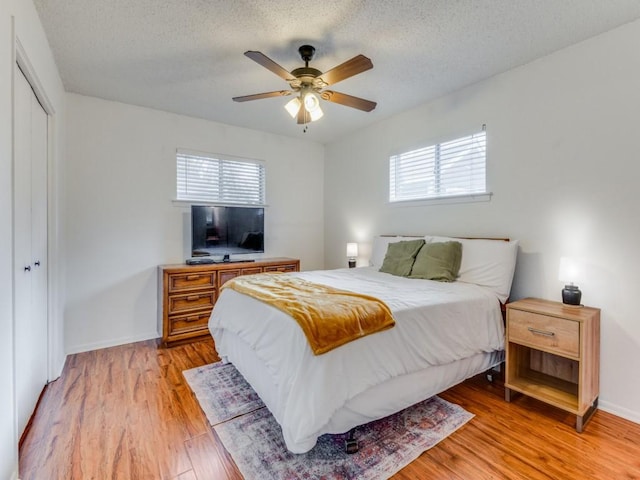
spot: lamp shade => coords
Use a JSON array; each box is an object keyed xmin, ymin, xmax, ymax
[
  {"xmin": 558, "ymin": 257, "xmax": 583, "ymax": 283},
  {"xmin": 284, "ymin": 97, "xmax": 301, "ymax": 118},
  {"xmin": 308, "ymin": 105, "xmax": 324, "ymax": 121},
  {"xmin": 303, "ymin": 92, "xmax": 320, "ymax": 112},
  {"xmin": 346, "ymin": 243, "xmax": 358, "ymax": 258}
]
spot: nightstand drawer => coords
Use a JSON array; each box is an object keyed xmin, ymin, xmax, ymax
[{"xmin": 509, "ymin": 309, "xmax": 579, "ymax": 357}]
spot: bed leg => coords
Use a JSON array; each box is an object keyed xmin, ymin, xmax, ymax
[
  {"xmin": 345, "ymin": 428, "xmax": 359, "ymax": 454},
  {"xmin": 485, "ymin": 362, "xmax": 503, "ymax": 383}
]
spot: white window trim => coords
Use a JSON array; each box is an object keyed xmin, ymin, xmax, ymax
[
  {"xmin": 388, "ymin": 192, "xmax": 492, "ymax": 207},
  {"xmin": 171, "ymin": 199, "xmax": 271, "ymax": 208}
]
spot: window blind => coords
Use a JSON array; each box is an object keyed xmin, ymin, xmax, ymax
[
  {"xmin": 389, "ymin": 130, "xmax": 486, "ymax": 202},
  {"xmin": 176, "ymin": 151, "xmax": 266, "ymax": 205}
]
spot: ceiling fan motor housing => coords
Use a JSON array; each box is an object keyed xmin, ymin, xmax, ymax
[{"xmin": 298, "ymin": 45, "xmax": 316, "ymax": 64}]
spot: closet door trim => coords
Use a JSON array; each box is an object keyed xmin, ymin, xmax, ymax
[
  {"xmin": 16, "ymin": 39, "xmax": 55, "ymax": 115},
  {"xmin": 14, "ymin": 38, "xmax": 56, "ymax": 383}
]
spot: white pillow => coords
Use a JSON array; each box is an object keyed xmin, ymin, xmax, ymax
[
  {"xmin": 369, "ymin": 235, "xmax": 424, "ymax": 268},
  {"xmin": 427, "ymin": 236, "xmax": 519, "ymax": 303}
]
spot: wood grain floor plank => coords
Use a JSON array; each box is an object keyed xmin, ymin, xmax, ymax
[
  {"xmin": 186, "ymin": 430, "xmax": 242, "ymax": 480},
  {"xmin": 19, "ymin": 338, "xmax": 640, "ymax": 479},
  {"xmin": 174, "ymin": 470, "xmax": 198, "ymax": 480}
]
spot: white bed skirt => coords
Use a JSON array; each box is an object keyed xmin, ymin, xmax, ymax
[{"xmin": 218, "ymin": 329, "xmax": 504, "ymax": 453}]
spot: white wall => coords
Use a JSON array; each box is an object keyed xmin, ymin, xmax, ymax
[
  {"xmin": 0, "ymin": 1, "xmax": 66, "ymax": 478},
  {"xmin": 324, "ymin": 19, "xmax": 640, "ymax": 423},
  {"xmin": 64, "ymin": 94, "xmax": 325, "ymax": 353}
]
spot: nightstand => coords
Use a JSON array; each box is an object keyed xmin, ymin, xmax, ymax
[{"xmin": 505, "ymin": 298, "xmax": 600, "ymax": 432}]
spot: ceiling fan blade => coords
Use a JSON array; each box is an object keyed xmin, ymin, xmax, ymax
[
  {"xmin": 233, "ymin": 90, "xmax": 293, "ymax": 102},
  {"xmin": 321, "ymin": 90, "xmax": 377, "ymax": 112},
  {"xmin": 318, "ymin": 55, "xmax": 373, "ymax": 86},
  {"xmin": 244, "ymin": 51, "xmax": 295, "ymax": 81}
]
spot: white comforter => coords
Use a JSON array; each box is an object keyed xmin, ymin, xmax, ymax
[{"xmin": 209, "ymin": 267, "xmax": 504, "ymax": 452}]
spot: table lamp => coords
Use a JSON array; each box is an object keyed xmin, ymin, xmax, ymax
[
  {"xmin": 346, "ymin": 243, "xmax": 358, "ymax": 268},
  {"xmin": 558, "ymin": 257, "xmax": 583, "ymax": 306}
]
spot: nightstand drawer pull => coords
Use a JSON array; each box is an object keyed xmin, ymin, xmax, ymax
[{"xmin": 528, "ymin": 327, "xmax": 555, "ymax": 337}]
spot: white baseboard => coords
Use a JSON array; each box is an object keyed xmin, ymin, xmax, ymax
[
  {"xmin": 65, "ymin": 330, "xmax": 160, "ymax": 355},
  {"xmin": 52, "ymin": 355, "xmax": 66, "ymax": 380},
  {"xmin": 599, "ymin": 400, "xmax": 640, "ymax": 425}
]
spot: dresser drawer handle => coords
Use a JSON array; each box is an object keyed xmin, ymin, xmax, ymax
[
  {"xmin": 186, "ymin": 275, "xmax": 201, "ymax": 281},
  {"xmin": 185, "ymin": 316, "xmax": 200, "ymax": 322},
  {"xmin": 186, "ymin": 295, "xmax": 201, "ymax": 302},
  {"xmin": 527, "ymin": 327, "xmax": 555, "ymax": 337}
]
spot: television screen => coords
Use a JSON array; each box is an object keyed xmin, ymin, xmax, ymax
[{"xmin": 191, "ymin": 205, "xmax": 264, "ymax": 257}]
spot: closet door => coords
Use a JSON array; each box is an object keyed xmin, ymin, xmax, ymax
[
  {"xmin": 29, "ymin": 78, "xmax": 48, "ymax": 379},
  {"xmin": 14, "ymin": 67, "xmax": 49, "ymax": 438}
]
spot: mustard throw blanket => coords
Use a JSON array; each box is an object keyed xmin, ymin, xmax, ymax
[{"xmin": 222, "ymin": 274, "xmax": 395, "ymax": 355}]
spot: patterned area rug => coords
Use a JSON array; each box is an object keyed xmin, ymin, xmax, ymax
[
  {"xmin": 182, "ymin": 362, "xmax": 265, "ymax": 425},
  {"xmin": 183, "ymin": 362, "xmax": 474, "ymax": 480}
]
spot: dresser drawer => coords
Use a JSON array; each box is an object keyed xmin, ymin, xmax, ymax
[
  {"xmin": 169, "ymin": 310, "xmax": 211, "ymax": 336},
  {"xmin": 218, "ymin": 266, "xmax": 265, "ymax": 288},
  {"xmin": 168, "ymin": 271, "xmax": 216, "ymax": 293},
  {"xmin": 168, "ymin": 291, "xmax": 216, "ymax": 314},
  {"xmin": 509, "ymin": 309, "xmax": 579, "ymax": 357},
  {"xmin": 263, "ymin": 263, "xmax": 297, "ymax": 273}
]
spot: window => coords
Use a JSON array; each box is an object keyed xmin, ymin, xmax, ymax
[
  {"xmin": 389, "ymin": 129, "xmax": 487, "ymax": 203},
  {"xmin": 176, "ymin": 150, "xmax": 266, "ymax": 205}
]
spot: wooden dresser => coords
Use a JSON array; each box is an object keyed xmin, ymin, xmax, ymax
[{"xmin": 158, "ymin": 257, "xmax": 300, "ymax": 347}]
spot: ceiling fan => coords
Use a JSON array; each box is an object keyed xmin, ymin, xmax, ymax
[{"xmin": 233, "ymin": 45, "xmax": 377, "ymax": 125}]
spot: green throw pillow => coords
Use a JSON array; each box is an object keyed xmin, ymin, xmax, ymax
[
  {"xmin": 409, "ymin": 241, "xmax": 462, "ymax": 282},
  {"xmin": 379, "ymin": 239, "xmax": 425, "ymax": 276}
]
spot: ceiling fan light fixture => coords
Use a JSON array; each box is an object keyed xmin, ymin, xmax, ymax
[
  {"xmin": 303, "ymin": 92, "xmax": 320, "ymax": 112},
  {"xmin": 284, "ymin": 97, "xmax": 301, "ymax": 118},
  {"xmin": 309, "ymin": 104, "xmax": 323, "ymax": 122},
  {"xmin": 301, "ymin": 91, "xmax": 323, "ymax": 122}
]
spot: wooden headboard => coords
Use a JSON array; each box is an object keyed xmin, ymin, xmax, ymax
[{"xmin": 379, "ymin": 234, "xmax": 510, "ymax": 242}]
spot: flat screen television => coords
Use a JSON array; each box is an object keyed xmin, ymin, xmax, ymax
[{"xmin": 191, "ymin": 205, "xmax": 264, "ymax": 258}]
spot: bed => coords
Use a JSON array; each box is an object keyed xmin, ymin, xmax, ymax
[{"xmin": 208, "ymin": 235, "xmax": 518, "ymax": 454}]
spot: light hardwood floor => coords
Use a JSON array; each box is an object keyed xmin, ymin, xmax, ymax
[{"xmin": 20, "ymin": 338, "xmax": 640, "ymax": 479}]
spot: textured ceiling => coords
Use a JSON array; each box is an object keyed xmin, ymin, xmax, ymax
[{"xmin": 34, "ymin": 1, "xmax": 640, "ymax": 144}]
